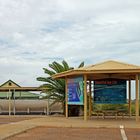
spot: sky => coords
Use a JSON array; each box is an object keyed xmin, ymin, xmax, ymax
[{"xmin": 0, "ymin": 0, "xmax": 140, "ymax": 88}]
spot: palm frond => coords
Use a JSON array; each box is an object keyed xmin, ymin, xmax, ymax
[
  {"xmin": 43, "ymin": 68, "xmax": 55, "ymax": 76},
  {"xmin": 37, "ymin": 60, "xmax": 85, "ymax": 114},
  {"xmin": 78, "ymin": 61, "xmax": 84, "ymax": 68}
]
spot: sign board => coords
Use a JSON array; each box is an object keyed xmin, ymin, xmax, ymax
[
  {"xmin": 68, "ymin": 77, "xmax": 84, "ymax": 105},
  {"xmin": 94, "ymin": 78, "xmax": 126, "ymax": 104}
]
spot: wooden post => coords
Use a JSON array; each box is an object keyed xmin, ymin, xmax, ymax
[
  {"xmin": 27, "ymin": 107, "xmax": 30, "ymax": 114},
  {"xmin": 135, "ymin": 74, "xmax": 139, "ymax": 122},
  {"xmin": 7, "ymin": 92, "xmax": 8, "ymax": 99},
  {"xmin": 8, "ymin": 89, "xmax": 11, "ymax": 116},
  {"xmin": 0, "ymin": 106, "xmax": 1, "ymax": 114},
  {"xmin": 44, "ymin": 107, "xmax": 47, "ymax": 115},
  {"xmin": 84, "ymin": 75, "xmax": 87, "ymax": 121},
  {"xmin": 89, "ymin": 80, "xmax": 92, "ymax": 117},
  {"xmin": 47, "ymin": 99, "xmax": 49, "ymax": 115},
  {"xmin": 128, "ymin": 80, "xmax": 131, "ymax": 117},
  {"xmin": 20, "ymin": 92, "xmax": 21, "ymax": 99},
  {"xmin": 65, "ymin": 78, "xmax": 68, "ymax": 118},
  {"xmin": 13, "ymin": 89, "xmax": 16, "ymax": 115}
]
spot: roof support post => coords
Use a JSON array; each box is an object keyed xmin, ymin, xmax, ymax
[
  {"xmin": 65, "ymin": 77, "xmax": 68, "ymax": 118},
  {"xmin": 47, "ymin": 99, "xmax": 49, "ymax": 115},
  {"xmin": 84, "ymin": 75, "xmax": 87, "ymax": 121},
  {"xmin": 89, "ymin": 80, "xmax": 92, "ymax": 117},
  {"xmin": 135, "ymin": 74, "xmax": 139, "ymax": 122},
  {"xmin": 13, "ymin": 89, "xmax": 16, "ymax": 115},
  {"xmin": 128, "ymin": 80, "xmax": 131, "ymax": 117},
  {"xmin": 8, "ymin": 89, "xmax": 11, "ymax": 116}
]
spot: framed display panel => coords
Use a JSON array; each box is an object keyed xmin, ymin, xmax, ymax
[
  {"xmin": 68, "ymin": 76, "xmax": 84, "ymax": 105},
  {"xmin": 94, "ymin": 78, "xmax": 126, "ymax": 104}
]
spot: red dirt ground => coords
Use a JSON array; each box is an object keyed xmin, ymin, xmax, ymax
[
  {"xmin": 125, "ymin": 128, "xmax": 140, "ymax": 140},
  {"xmin": 0, "ymin": 116, "xmax": 35, "ymax": 125},
  {"xmin": 6, "ymin": 127, "xmax": 122, "ymax": 140}
]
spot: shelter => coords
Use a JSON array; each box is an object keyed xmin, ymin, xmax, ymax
[
  {"xmin": 0, "ymin": 80, "xmax": 48, "ymax": 115},
  {"xmin": 52, "ymin": 60, "xmax": 140, "ymax": 121}
]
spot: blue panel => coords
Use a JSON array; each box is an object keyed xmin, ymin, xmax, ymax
[{"xmin": 94, "ymin": 78, "xmax": 126, "ymax": 104}]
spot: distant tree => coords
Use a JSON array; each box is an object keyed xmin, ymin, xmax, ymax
[{"xmin": 37, "ymin": 60, "xmax": 84, "ymax": 114}]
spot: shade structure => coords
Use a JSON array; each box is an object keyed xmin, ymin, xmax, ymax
[
  {"xmin": 0, "ymin": 80, "xmax": 47, "ymax": 116},
  {"xmin": 53, "ymin": 60, "xmax": 140, "ymax": 80},
  {"xmin": 52, "ymin": 60, "xmax": 140, "ymax": 121},
  {"xmin": 0, "ymin": 87, "xmax": 43, "ymax": 92}
]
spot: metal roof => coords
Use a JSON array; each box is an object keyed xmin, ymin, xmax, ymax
[{"xmin": 52, "ymin": 60, "xmax": 140, "ymax": 80}]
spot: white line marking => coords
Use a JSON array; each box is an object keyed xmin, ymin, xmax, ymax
[{"xmin": 120, "ymin": 125, "xmax": 127, "ymax": 140}]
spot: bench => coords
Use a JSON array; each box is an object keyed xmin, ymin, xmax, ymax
[
  {"xmin": 102, "ymin": 110, "xmax": 118, "ymax": 119},
  {"xmin": 94, "ymin": 109, "xmax": 128, "ymax": 119}
]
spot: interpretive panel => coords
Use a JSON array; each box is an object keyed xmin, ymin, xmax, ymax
[
  {"xmin": 94, "ymin": 78, "xmax": 126, "ymax": 104},
  {"xmin": 68, "ymin": 77, "xmax": 84, "ymax": 105}
]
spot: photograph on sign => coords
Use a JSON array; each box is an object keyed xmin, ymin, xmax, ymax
[
  {"xmin": 94, "ymin": 78, "xmax": 126, "ymax": 104},
  {"xmin": 68, "ymin": 77, "xmax": 84, "ymax": 105}
]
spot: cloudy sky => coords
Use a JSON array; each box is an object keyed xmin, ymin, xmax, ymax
[{"xmin": 0, "ymin": 0, "xmax": 140, "ymax": 87}]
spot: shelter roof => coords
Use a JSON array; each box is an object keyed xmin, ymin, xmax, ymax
[
  {"xmin": 76, "ymin": 60, "xmax": 140, "ymax": 70},
  {"xmin": 0, "ymin": 80, "xmax": 47, "ymax": 92},
  {"xmin": 0, "ymin": 87, "xmax": 42, "ymax": 92},
  {"xmin": 0, "ymin": 79, "xmax": 21, "ymax": 88},
  {"xmin": 52, "ymin": 60, "xmax": 140, "ymax": 79}
]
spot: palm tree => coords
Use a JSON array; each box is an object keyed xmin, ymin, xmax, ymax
[{"xmin": 37, "ymin": 60, "xmax": 84, "ymax": 114}]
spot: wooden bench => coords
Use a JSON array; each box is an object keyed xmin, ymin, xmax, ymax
[
  {"xmin": 94, "ymin": 110, "xmax": 104, "ymax": 119},
  {"xmin": 117, "ymin": 109, "xmax": 128, "ymax": 118},
  {"xmin": 94, "ymin": 109, "xmax": 128, "ymax": 119},
  {"xmin": 102, "ymin": 110, "xmax": 118, "ymax": 119}
]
